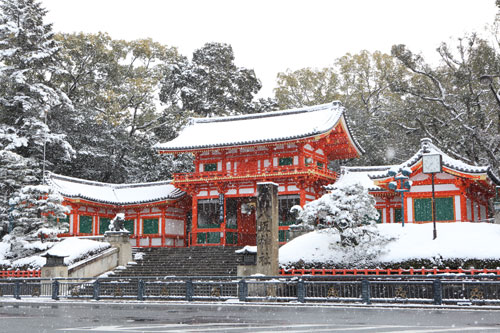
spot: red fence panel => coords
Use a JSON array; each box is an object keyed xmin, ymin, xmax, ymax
[{"xmin": 0, "ymin": 270, "xmax": 41, "ymax": 278}]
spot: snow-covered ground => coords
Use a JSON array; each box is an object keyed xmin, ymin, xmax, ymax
[
  {"xmin": 280, "ymin": 223, "xmax": 500, "ymax": 266},
  {"xmin": 0, "ymin": 238, "xmax": 110, "ymax": 270}
]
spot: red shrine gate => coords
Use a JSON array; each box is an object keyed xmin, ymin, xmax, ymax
[{"xmin": 155, "ymin": 102, "xmax": 363, "ymax": 246}]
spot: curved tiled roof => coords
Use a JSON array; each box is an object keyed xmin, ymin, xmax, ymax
[
  {"xmin": 46, "ymin": 172, "xmax": 185, "ymax": 205},
  {"xmin": 369, "ymin": 138, "xmax": 500, "ymax": 185},
  {"xmin": 155, "ymin": 101, "xmax": 363, "ymax": 154}
]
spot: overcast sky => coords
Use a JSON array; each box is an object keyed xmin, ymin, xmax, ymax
[{"xmin": 41, "ymin": 0, "xmax": 498, "ymax": 98}]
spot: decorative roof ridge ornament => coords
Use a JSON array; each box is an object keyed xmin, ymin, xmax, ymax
[{"xmin": 420, "ymin": 137, "xmax": 433, "ymax": 153}]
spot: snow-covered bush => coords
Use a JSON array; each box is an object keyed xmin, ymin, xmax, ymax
[{"xmin": 293, "ymin": 182, "xmax": 380, "ymax": 247}]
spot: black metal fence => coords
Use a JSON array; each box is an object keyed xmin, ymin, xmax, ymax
[{"xmin": 2, "ymin": 275, "xmax": 500, "ymax": 305}]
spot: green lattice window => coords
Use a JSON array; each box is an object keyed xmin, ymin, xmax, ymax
[
  {"xmin": 197, "ymin": 232, "xmax": 220, "ymax": 244},
  {"xmin": 143, "ymin": 218, "xmax": 159, "ymax": 235},
  {"xmin": 436, "ymin": 197, "xmax": 454, "ymax": 221},
  {"xmin": 279, "ymin": 157, "xmax": 293, "ymax": 166},
  {"xmin": 414, "ymin": 197, "xmax": 454, "ymax": 222},
  {"xmin": 279, "ymin": 229, "xmax": 290, "ymax": 242},
  {"xmin": 197, "ymin": 232, "xmax": 206, "ymax": 244},
  {"xmin": 414, "ymin": 198, "xmax": 432, "ymax": 222},
  {"xmin": 226, "ymin": 232, "xmax": 238, "ymax": 244},
  {"xmin": 123, "ymin": 219, "xmax": 135, "ymax": 234},
  {"xmin": 204, "ymin": 163, "xmax": 217, "ymax": 172},
  {"xmin": 395, "ymin": 208, "xmax": 402, "ymax": 223},
  {"xmin": 376, "ymin": 209, "xmax": 383, "ymax": 224},
  {"xmin": 79, "ymin": 215, "xmax": 93, "ymax": 234},
  {"xmin": 99, "ymin": 217, "xmax": 111, "ymax": 234},
  {"xmin": 317, "ymin": 162, "xmax": 324, "ymax": 169}
]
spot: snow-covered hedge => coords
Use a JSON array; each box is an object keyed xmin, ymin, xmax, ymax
[{"xmin": 280, "ymin": 223, "xmax": 500, "ymax": 269}]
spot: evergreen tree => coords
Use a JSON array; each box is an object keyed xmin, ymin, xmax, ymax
[
  {"xmin": 10, "ymin": 183, "xmax": 69, "ymax": 237},
  {"xmin": 0, "ymin": 0, "xmax": 73, "ymax": 238},
  {"xmin": 159, "ymin": 42, "xmax": 275, "ymax": 117}
]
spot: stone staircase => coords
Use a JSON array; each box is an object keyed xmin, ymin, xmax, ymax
[{"xmin": 111, "ymin": 246, "xmax": 243, "ymax": 278}]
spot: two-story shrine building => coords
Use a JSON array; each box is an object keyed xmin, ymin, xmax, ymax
[{"xmin": 47, "ymin": 101, "xmax": 500, "ymax": 248}]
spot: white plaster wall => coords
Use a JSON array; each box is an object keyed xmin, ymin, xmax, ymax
[
  {"xmin": 454, "ymin": 195, "xmax": 461, "ymax": 222},
  {"xmin": 411, "ymin": 184, "xmax": 458, "ymax": 192},
  {"xmin": 165, "ymin": 218, "xmax": 184, "ymax": 235},
  {"xmin": 407, "ymin": 198, "xmax": 413, "ymax": 222},
  {"xmin": 239, "ymin": 188, "xmax": 254, "ymax": 194}
]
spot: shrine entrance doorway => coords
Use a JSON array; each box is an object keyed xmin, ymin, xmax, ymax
[{"xmin": 239, "ymin": 198, "xmax": 256, "ymax": 246}]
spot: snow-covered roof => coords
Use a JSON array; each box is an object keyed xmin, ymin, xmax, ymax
[
  {"xmin": 155, "ymin": 101, "xmax": 363, "ymax": 153},
  {"xmin": 46, "ymin": 172, "xmax": 185, "ymax": 205},
  {"xmin": 370, "ymin": 138, "xmax": 500, "ymax": 185},
  {"xmin": 333, "ymin": 166, "xmax": 393, "ymax": 191}
]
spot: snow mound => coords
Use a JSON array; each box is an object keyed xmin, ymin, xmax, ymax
[{"xmin": 280, "ymin": 223, "xmax": 500, "ymax": 266}]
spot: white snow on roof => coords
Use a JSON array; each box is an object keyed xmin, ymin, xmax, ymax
[
  {"xmin": 46, "ymin": 172, "xmax": 184, "ymax": 205},
  {"xmin": 155, "ymin": 101, "xmax": 348, "ymax": 151},
  {"xmin": 371, "ymin": 138, "xmax": 498, "ymax": 183},
  {"xmin": 332, "ymin": 166, "xmax": 392, "ymax": 191}
]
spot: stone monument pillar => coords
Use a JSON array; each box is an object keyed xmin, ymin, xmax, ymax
[{"xmin": 256, "ymin": 182, "xmax": 279, "ymax": 276}]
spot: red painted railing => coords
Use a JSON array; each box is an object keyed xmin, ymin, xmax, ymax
[
  {"xmin": 280, "ymin": 267, "xmax": 500, "ymax": 276},
  {"xmin": 173, "ymin": 164, "xmax": 337, "ymax": 183},
  {"xmin": 0, "ymin": 270, "xmax": 41, "ymax": 278}
]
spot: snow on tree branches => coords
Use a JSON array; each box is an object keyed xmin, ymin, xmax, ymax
[{"xmin": 293, "ymin": 182, "xmax": 380, "ymax": 247}]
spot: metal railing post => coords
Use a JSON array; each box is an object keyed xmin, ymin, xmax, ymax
[
  {"xmin": 185, "ymin": 279, "xmax": 193, "ymax": 302},
  {"xmin": 297, "ymin": 279, "xmax": 305, "ymax": 303},
  {"xmin": 14, "ymin": 281, "xmax": 21, "ymax": 300},
  {"xmin": 52, "ymin": 280, "xmax": 59, "ymax": 300},
  {"xmin": 137, "ymin": 279, "xmax": 144, "ymax": 301},
  {"xmin": 361, "ymin": 279, "xmax": 371, "ymax": 304},
  {"xmin": 93, "ymin": 280, "xmax": 100, "ymax": 301},
  {"xmin": 433, "ymin": 279, "xmax": 442, "ymax": 305},
  {"xmin": 238, "ymin": 279, "xmax": 248, "ymax": 302}
]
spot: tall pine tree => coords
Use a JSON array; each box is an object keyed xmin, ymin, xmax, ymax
[{"xmin": 0, "ymin": 0, "xmax": 71, "ymax": 237}]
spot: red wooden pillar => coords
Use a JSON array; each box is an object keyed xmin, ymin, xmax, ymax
[
  {"xmin": 460, "ymin": 190, "xmax": 467, "ymax": 222},
  {"xmin": 191, "ymin": 195, "xmax": 198, "ymax": 246},
  {"xmin": 71, "ymin": 204, "xmax": 78, "ymax": 235},
  {"xmin": 161, "ymin": 206, "xmax": 166, "ymax": 247},
  {"xmin": 385, "ymin": 197, "xmax": 390, "ymax": 223}
]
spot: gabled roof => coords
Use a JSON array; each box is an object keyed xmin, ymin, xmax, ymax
[
  {"xmin": 46, "ymin": 172, "xmax": 185, "ymax": 206},
  {"xmin": 370, "ymin": 138, "xmax": 500, "ymax": 185},
  {"xmin": 155, "ymin": 101, "xmax": 363, "ymax": 154}
]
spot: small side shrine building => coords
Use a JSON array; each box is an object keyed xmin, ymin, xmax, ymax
[
  {"xmin": 336, "ymin": 138, "xmax": 500, "ymax": 224},
  {"xmin": 47, "ymin": 101, "xmax": 500, "ymax": 248}
]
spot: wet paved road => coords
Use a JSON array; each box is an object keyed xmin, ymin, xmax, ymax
[{"xmin": 1, "ymin": 300, "xmax": 500, "ymax": 332}]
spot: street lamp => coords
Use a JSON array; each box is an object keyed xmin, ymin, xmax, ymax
[
  {"xmin": 388, "ymin": 167, "xmax": 412, "ymax": 227},
  {"xmin": 422, "ymin": 153, "xmax": 442, "ymax": 240},
  {"xmin": 479, "ymin": 74, "xmax": 500, "ymax": 132}
]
